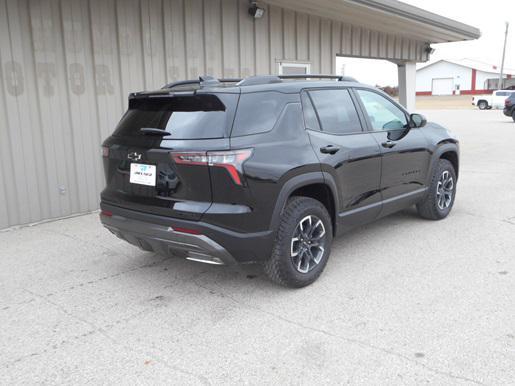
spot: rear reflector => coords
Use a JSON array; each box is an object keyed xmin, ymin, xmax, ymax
[
  {"xmin": 100, "ymin": 210, "xmax": 113, "ymax": 217},
  {"xmin": 171, "ymin": 149, "xmax": 253, "ymax": 185},
  {"xmin": 171, "ymin": 226, "xmax": 202, "ymax": 235}
]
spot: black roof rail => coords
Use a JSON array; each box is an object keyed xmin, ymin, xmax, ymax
[
  {"xmin": 161, "ymin": 76, "xmax": 242, "ymax": 90},
  {"xmin": 237, "ymin": 75, "xmax": 282, "ymax": 86},
  {"xmin": 160, "ymin": 74, "xmax": 357, "ymax": 90},
  {"xmin": 277, "ymin": 74, "xmax": 357, "ymax": 82},
  {"xmin": 235, "ymin": 74, "xmax": 358, "ymax": 87},
  {"xmin": 219, "ymin": 78, "xmax": 243, "ymax": 83}
]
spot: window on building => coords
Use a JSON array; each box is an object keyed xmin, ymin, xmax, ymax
[{"xmin": 278, "ymin": 62, "xmax": 311, "ymax": 75}]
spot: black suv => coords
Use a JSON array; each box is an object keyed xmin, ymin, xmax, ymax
[
  {"xmin": 503, "ymin": 93, "xmax": 515, "ymax": 121},
  {"xmin": 100, "ymin": 74, "xmax": 459, "ymax": 287}
]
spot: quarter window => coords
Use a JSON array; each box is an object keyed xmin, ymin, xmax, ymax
[
  {"xmin": 308, "ymin": 89, "xmax": 362, "ymax": 135},
  {"xmin": 356, "ymin": 89, "xmax": 408, "ymax": 131},
  {"xmin": 300, "ymin": 92, "xmax": 320, "ymax": 131},
  {"xmin": 231, "ymin": 92, "xmax": 285, "ymax": 136}
]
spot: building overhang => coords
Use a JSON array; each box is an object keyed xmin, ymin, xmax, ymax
[{"xmin": 266, "ymin": 0, "xmax": 481, "ymax": 43}]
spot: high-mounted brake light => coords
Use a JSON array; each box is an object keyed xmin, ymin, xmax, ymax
[{"xmin": 171, "ymin": 149, "xmax": 253, "ymax": 185}]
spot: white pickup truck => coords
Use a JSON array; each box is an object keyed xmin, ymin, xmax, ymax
[{"xmin": 472, "ymin": 90, "xmax": 515, "ymax": 110}]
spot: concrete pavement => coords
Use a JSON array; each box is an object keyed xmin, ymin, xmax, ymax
[{"xmin": 1, "ymin": 109, "xmax": 514, "ymax": 385}]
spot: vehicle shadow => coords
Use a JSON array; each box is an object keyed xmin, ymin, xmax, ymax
[{"xmin": 113, "ymin": 206, "xmax": 424, "ymax": 291}]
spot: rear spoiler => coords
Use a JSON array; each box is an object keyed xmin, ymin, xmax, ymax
[
  {"xmin": 128, "ymin": 92, "xmax": 226, "ymax": 111},
  {"xmin": 161, "ymin": 76, "xmax": 242, "ymax": 90}
]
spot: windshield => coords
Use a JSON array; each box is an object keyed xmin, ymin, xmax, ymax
[{"xmin": 113, "ymin": 93, "xmax": 238, "ymax": 139}]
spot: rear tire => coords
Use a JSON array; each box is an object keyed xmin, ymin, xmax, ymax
[
  {"xmin": 264, "ymin": 196, "xmax": 333, "ymax": 288},
  {"xmin": 477, "ymin": 100, "xmax": 488, "ymax": 110},
  {"xmin": 417, "ymin": 159, "xmax": 457, "ymax": 220}
]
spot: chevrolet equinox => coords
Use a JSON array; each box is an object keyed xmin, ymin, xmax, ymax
[{"xmin": 100, "ymin": 75, "xmax": 459, "ymax": 287}]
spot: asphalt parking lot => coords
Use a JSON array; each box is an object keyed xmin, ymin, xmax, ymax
[{"xmin": 1, "ymin": 109, "xmax": 514, "ymax": 385}]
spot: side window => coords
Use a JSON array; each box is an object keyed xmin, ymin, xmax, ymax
[
  {"xmin": 308, "ymin": 89, "xmax": 362, "ymax": 135},
  {"xmin": 356, "ymin": 89, "xmax": 408, "ymax": 131},
  {"xmin": 300, "ymin": 92, "xmax": 320, "ymax": 131},
  {"xmin": 231, "ymin": 92, "xmax": 285, "ymax": 137}
]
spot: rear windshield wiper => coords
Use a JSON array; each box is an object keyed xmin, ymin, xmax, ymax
[{"xmin": 140, "ymin": 128, "xmax": 171, "ymax": 136}]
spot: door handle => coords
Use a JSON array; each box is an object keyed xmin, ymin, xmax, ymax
[
  {"xmin": 320, "ymin": 145, "xmax": 340, "ymax": 154},
  {"xmin": 381, "ymin": 140, "xmax": 396, "ymax": 149}
]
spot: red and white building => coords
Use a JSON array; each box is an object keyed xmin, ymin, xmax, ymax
[{"xmin": 416, "ymin": 59, "xmax": 515, "ymax": 96}]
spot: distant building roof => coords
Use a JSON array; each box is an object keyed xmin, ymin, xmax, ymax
[{"xmin": 418, "ymin": 59, "xmax": 515, "ymax": 75}]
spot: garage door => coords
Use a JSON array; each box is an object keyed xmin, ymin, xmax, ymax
[{"xmin": 432, "ymin": 78, "xmax": 454, "ymax": 95}]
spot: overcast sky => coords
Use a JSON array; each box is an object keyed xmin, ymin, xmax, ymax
[{"xmin": 336, "ymin": 0, "xmax": 514, "ymax": 87}]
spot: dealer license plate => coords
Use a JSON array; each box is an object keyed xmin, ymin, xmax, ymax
[{"xmin": 129, "ymin": 163, "xmax": 156, "ymax": 186}]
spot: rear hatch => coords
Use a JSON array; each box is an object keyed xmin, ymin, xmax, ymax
[{"xmin": 101, "ymin": 91, "xmax": 239, "ymax": 221}]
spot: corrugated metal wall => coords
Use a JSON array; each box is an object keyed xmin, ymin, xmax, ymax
[{"xmin": 0, "ymin": 0, "xmax": 428, "ymax": 228}]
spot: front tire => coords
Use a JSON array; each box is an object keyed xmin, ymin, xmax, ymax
[
  {"xmin": 264, "ymin": 197, "xmax": 333, "ymax": 288},
  {"xmin": 417, "ymin": 159, "xmax": 457, "ymax": 220},
  {"xmin": 477, "ymin": 100, "xmax": 488, "ymax": 110}
]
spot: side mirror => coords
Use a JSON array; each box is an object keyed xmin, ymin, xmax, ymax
[{"xmin": 410, "ymin": 113, "xmax": 427, "ymax": 128}]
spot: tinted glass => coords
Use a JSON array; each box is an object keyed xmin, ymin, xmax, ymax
[
  {"xmin": 300, "ymin": 92, "xmax": 321, "ymax": 131},
  {"xmin": 114, "ymin": 94, "xmax": 237, "ymax": 139},
  {"xmin": 356, "ymin": 89, "xmax": 408, "ymax": 131},
  {"xmin": 308, "ymin": 89, "xmax": 362, "ymax": 134},
  {"xmin": 231, "ymin": 92, "xmax": 285, "ymax": 136}
]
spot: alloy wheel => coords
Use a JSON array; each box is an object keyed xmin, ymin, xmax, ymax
[
  {"xmin": 290, "ymin": 215, "xmax": 326, "ymax": 273},
  {"xmin": 436, "ymin": 170, "xmax": 454, "ymax": 210}
]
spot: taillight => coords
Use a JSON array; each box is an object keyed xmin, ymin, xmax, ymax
[
  {"xmin": 207, "ymin": 149, "xmax": 253, "ymax": 185},
  {"xmin": 171, "ymin": 149, "xmax": 253, "ymax": 185},
  {"xmin": 101, "ymin": 146, "xmax": 109, "ymax": 157},
  {"xmin": 100, "ymin": 210, "xmax": 112, "ymax": 217},
  {"xmin": 173, "ymin": 152, "xmax": 209, "ymax": 166},
  {"xmin": 506, "ymin": 99, "xmax": 512, "ymax": 106}
]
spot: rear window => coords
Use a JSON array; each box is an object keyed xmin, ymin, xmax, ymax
[
  {"xmin": 231, "ymin": 92, "xmax": 286, "ymax": 137},
  {"xmin": 113, "ymin": 93, "xmax": 237, "ymax": 139}
]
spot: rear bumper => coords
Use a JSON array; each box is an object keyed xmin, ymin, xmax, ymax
[
  {"xmin": 100, "ymin": 202, "xmax": 275, "ymax": 264},
  {"xmin": 503, "ymin": 108, "xmax": 512, "ymax": 117}
]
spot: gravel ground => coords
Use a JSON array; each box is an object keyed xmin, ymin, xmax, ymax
[
  {"xmin": 416, "ymin": 95, "xmax": 475, "ymax": 110},
  {"xmin": 1, "ymin": 109, "xmax": 514, "ymax": 385}
]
